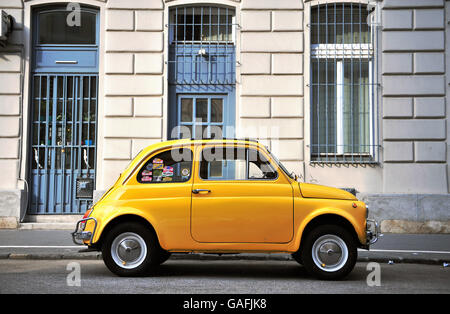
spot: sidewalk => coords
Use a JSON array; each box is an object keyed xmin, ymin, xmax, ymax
[{"xmin": 0, "ymin": 229, "xmax": 449, "ymax": 265}]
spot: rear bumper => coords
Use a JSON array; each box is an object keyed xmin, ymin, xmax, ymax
[{"xmin": 71, "ymin": 217, "xmax": 98, "ymax": 246}]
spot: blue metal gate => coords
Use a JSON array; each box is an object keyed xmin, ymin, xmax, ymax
[
  {"xmin": 28, "ymin": 6, "xmax": 99, "ymax": 214},
  {"xmin": 168, "ymin": 5, "xmax": 236, "ymax": 139},
  {"xmin": 29, "ymin": 75, "xmax": 97, "ymax": 214}
]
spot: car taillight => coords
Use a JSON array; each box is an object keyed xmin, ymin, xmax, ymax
[
  {"xmin": 83, "ymin": 208, "xmax": 92, "ymax": 219},
  {"xmin": 79, "ymin": 208, "xmax": 92, "ymax": 230}
]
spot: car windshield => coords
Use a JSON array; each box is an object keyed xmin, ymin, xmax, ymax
[{"xmin": 265, "ymin": 147, "xmax": 295, "ymax": 180}]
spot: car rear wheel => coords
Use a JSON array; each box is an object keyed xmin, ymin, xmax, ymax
[
  {"xmin": 102, "ymin": 222, "xmax": 160, "ymax": 277},
  {"xmin": 301, "ymin": 224, "xmax": 357, "ymax": 280},
  {"xmin": 157, "ymin": 250, "xmax": 171, "ymax": 265}
]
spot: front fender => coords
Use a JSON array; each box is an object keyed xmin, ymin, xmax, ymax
[{"xmin": 293, "ymin": 206, "xmax": 366, "ymax": 252}]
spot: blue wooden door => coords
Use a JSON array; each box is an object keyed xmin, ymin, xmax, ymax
[
  {"xmin": 176, "ymin": 94, "xmax": 229, "ymax": 139},
  {"xmin": 168, "ymin": 5, "xmax": 236, "ymax": 139},
  {"xmin": 28, "ymin": 6, "xmax": 99, "ymax": 214}
]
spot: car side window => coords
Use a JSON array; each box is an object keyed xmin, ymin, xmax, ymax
[
  {"xmin": 138, "ymin": 148, "xmax": 193, "ymax": 183},
  {"xmin": 199, "ymin": 146, "xmax": 278, "ymax": 180},
  {"xmin": 247, "ymin": 149, "xmax": 278, "ymax": 180}
]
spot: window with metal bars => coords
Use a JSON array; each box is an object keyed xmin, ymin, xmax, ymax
[
  {"xmin": 168, "ymin": 5, "xmax": 236, "ymax": 85},
  {"xmin": 310, "ymin": 3, "xmax": 379, "ymax": 164}
]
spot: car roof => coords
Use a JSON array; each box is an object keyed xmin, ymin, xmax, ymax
[{"xmin": 139, "ymin": 138, "xmax": 263, "ymax": 156}]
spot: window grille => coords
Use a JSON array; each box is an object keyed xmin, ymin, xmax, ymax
[
  {"xmin": 168, "ymin": 6, "xmax": 236, "ymax": 85},
  {"xmin": 310, "ymin": 3, "xmax": 379, "ymax": 164}
]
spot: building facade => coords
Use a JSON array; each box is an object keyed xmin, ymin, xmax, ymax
[{"xmin": 0, "ymin": 0, "xmax": 449, "ymax": 232}]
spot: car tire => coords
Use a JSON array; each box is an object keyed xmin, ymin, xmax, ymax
[
  {"xmin": 300, "ymin": 224, "xmax": 357, "ymax": 280},
  {"xmin": 291, "ymin": 250, "xmax": 302, "ymax": 265},
  {"xmin": 101, "ymin": 222, "xmax": 161, "ymax": 277},
  {"xmin": 157, "ymin": 250, "xmax": 171, "ymax": 265}
]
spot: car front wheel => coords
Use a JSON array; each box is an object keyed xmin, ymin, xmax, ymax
[{"xmin": 301, "ymin": 224, "xmax": 357, "ymax": 280}]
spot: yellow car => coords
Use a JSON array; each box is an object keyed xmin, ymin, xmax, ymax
[{"xmin": 72, "ymin": 139, "xmax": 379, "ymax": 280}]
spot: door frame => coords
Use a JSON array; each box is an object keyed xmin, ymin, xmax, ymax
[
  {"xmin": 20, "ymin": 0, "xmax": 106, "ymax": 218},
  {"xmin": 165, "ymin": 3, "xmax": 238, "ymax": 141},
  {"xmin": 25, "ymin": 2, "xmax": 101, "ymax": 214}
]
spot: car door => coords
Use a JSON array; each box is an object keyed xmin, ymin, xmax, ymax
[{"xmin": 190, "ymin": 143, "xmax": 294, "ymax": 243}]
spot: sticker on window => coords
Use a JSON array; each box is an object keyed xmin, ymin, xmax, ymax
[
  {"xmin": 141, "ymin": 176, "xmax": 152, "ymax": 182},
  {"xmin": 152, "ymin": 158, "xmax": 164, "ymax": 170},
  {"xmin": 153, "ymin": 169, "xmax": 163, "ymax": 182},
  {"xmin": 142, "ymin": 170, "xmax": 152, "ymax": 176},
  {"xmin": 181, "ymin": 168, "xmax": 190, "ymax": 177},
  {"xmin": 138, "ymin": 148, "xmax": 193, "ymax": 183},
  {"xmin": 162, "ymin": 166, "xmax": 174, "ymax": 177}
]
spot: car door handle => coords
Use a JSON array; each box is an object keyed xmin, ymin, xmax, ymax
[{"xmin": 192, "ymin": 189, "xmax": 211, "ymax": 194}]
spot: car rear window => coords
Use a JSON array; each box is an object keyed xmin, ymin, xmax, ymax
[{"xmin": 137, "ymin": 148, "xmax": 193, "ymax": 183}]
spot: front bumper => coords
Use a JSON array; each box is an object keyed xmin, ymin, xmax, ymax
[
  {"xmin": 365, "ymin": 218, "xmax": 381, "ymax": 246},
  {"xmin": 71, "ymin": 217, "xmax": 98, "ymax": 245}
]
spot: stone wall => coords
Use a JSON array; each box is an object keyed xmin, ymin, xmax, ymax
[
  {"xmin": 101, "ymin": 0, "xmax": 165, "ymax": 188},
  {"xmin": 0, "ymin": 0, "xmax": 448, "ymax": 232},
  {"xmin": 381, "ymin": 0, "xmax": 448, "ymax": 194},
  {"xmin": 0, "ymin": 0, "xmax": 24, "ymax": 228},
  {"xmin": 238, "ymin": 0, "xmax": 305, "ymax": 175}
]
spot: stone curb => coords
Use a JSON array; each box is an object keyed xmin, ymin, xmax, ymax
[
  {"xmin": 356, "ymin": 256, "xmax": 448, "ymax": 266},
  {"xmin": 1, "ymin": 252, "xmax": 448, "ymax": 266}
]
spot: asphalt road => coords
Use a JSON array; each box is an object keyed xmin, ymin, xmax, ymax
[{"xmin": 0, "ymin": 259, "xmax": 449, "ymax": 294}]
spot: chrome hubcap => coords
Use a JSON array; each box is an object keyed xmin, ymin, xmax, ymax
[
  {"xmin": 312, "ymin": 234, "xmax": 348, "ymax": 272},
  {"xmin": 111, "ymin": 232, "xmax": 147, "ymax": 269}
]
